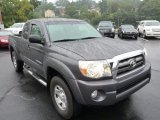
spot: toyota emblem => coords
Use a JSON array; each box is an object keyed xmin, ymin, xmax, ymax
[{"xmin": 129, "ymin": 59, "xmax": 137, "ymax": 69}]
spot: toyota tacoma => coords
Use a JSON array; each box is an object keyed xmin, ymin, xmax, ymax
[{"xmin": 9, "ymin": 18, "xmax": 151, "ymax": 119}]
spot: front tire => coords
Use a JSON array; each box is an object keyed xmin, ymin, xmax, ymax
[
  {"xmin": 11, "ymin": 51, "xmax": 23, "ymax": 72},
  {"xmin": 120, "ymin": 33, "xmax": 124, "ymax": 39},
  {"xmin": 142, "ymin": 31, "xmax": 147, "ymax": 39},
  {"xmin": 50, "ymin": 76, "xmax": 81, "ymax": 119}
]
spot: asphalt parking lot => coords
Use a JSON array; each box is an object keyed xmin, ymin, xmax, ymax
[{"xmin": 0, "ymin": 36, "xmax": 160, "ymax": 120}]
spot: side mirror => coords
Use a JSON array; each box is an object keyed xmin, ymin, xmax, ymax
[{"xmin": 29, "ymin": 35, "xmax": 43, "ymax": 44}]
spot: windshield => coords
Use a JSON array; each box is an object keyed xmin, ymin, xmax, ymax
[
  {"xmin": 10, "ymin": 23, "xmax": 24, "ymax": 28},
  {"xmin": 46, "ymin": 21, "xmax": 102, "ymax": 42},
  {"xmin": 99, "ymin": 22, "xmax": 113, "ymax": 27},
  {"xmin": 0, "ymin": 31, "xmax": 13, "ymax": 36},
  {"xmin": 122, "ymin": 25, "xmax": 134, "ymax": 29},
  {"xmin": 145, "ymin": 22, "xmax": 160, "ymax": 26}
]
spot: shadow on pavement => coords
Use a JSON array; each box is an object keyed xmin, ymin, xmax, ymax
[
  {"xmin": 77, "ymin": 97, "xmax": 142, "ymax": 120},
  {"xmin": 0, "ymin": 47, "xmax": 9, "ymax": 52}
]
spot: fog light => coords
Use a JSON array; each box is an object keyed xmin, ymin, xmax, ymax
[{"xmin": 91, "ymin": 90, "xmax": 98, "ymax": 99}]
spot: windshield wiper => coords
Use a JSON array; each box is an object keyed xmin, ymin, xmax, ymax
[
  {"xmin": 80, "ymin": 37, "xmax": 99, "ymax": 40},
  {"xmin": 53, "ymin": 37, "xmax": 99, "ymax": 42},
  {"xmin": 53, "ymin": 39, "xmax": 78, "ymax": 42}
]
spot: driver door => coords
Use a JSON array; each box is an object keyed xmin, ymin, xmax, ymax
[{"xmin": 28, "ymin": 22, "xmax": 45, "ymax": 76}]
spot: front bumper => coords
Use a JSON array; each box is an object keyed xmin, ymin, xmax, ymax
[
  {"xmin": 99, "ymin": 31, "xmax": 115, "ymax": 37},
  {"xmin": 0, "ymin": 42, "xmax": 9, "ymax": 47},
  {"xmin": 74, "ymin": 63, "xmax": 151, "ymax": 106},
  {"xmin": 123, "ymin": 33, "xmax": 138, "ymax": 38},
  {"xmin": 146, "ymin": 31, "xmax": 160, "ymax": 37},
  {"xmin": 103, "ymin": 32, "xmax": 115, "ymax": 37}
]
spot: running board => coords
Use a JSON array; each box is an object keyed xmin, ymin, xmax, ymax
[{"xmin": 24, "ymin": 66, "xmax": 47, "ymax": 87}]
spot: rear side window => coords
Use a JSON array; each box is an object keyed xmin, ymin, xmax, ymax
[
  {"xmin": 22, "ymin": 23, "xmax": 29, "ymax": 40},
  {"xmin": 30, "ymin": 24, "xmax": 42, "ymax": 36}
]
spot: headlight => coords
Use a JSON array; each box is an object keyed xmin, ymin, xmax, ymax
[
  {"xmin": 79, "ymin": 60, "xmax": 112, "ymax": 79},
  {"xmin": 143, "ymin": 48, "xmax": 147, "ymax": 57},
  {"xmin": 122, "ymin": 31, "xmax": 126, "ymax": 33},
  {"xmin": 112, "ymin": 28, "xmax": 115, "ymax": 32},
  {"xmin": 146, "ymin": 29, "xmax": 151, "ymax": 31}
]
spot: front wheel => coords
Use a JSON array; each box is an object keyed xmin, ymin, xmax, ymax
[
  {"xmin": 120, "ymin": 33, "xmax": 124, "ymax": 39},
  {"xmin": 142, "ymin": 31, "xmax": 147, "ymax": 39},
  {"xmin": 50, "ymin": 76, "xmax": 81, "ymax": 119},
  {"xmin": 11, "ymin": 51, "xmax": 23, "ymax": 72}
]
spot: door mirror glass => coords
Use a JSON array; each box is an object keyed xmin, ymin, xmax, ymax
[{"xmin": 29, "ymin": 35, "xmax": 42, "ymax": 44}]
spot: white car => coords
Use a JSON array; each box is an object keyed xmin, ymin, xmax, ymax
[
  {"xmin": 5, "ymin": 23, "xmax": 25, "ymax": 35},
  {"xmin": 137, "ymin": 20, "xmax": 160, "ymax": 38}
]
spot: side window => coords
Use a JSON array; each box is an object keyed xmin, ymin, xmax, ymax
[
  {"xmin": 30, "ymin": 24, "xmax": 41, "ymax": 36},
  {"xmin": 22, "ymin": 23, "xmax": 29, "ymax": 39}
]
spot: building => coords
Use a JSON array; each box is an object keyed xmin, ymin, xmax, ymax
[{"xmin": 45, "ymin": 9, "xmax": 55, "ymax": 18}]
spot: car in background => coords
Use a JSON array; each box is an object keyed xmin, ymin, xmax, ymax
[
  {"xmin": 0, "ymin": 30, "xmax": 13, "ymax": 48},
  {"xmin": 97, "ymin": 21, "xmax": 115, "ymax": 38},
  {"xmin": 137, "ymin": 20, "xmax": 160, "ymax": 38},
  {"xmin": 5, "ymin": 22, "xmax": 25, "ymax": 36},
  {"xmin": 118, "ymin": 25, "xmax": 138, "ymax": 39}
]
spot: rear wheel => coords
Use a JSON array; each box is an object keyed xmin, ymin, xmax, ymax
[
  {"xmin": 50, "ymin": 76, "xmax": 81, "ymax": 119},
  {"xmin": 11, "ymin": 51, "xmax": 23, "ymax": 72},
  {"xmin": 134, "ymin": 35, "xmax": 138, "ymax": 40}
]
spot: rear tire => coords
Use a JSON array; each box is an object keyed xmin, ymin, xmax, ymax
[
  {"xmin": 50, "ymin": 76, "xmax": 81, "ymax": 119},
  {"xmin": 11, "ymin": 51, "xmax": 23, "ymax": 72},
  {"xmin": 135, "ymin": 36, "xmax": 138, "ymax": 40}
]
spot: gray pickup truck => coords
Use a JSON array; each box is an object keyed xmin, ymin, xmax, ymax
[{"xmin": 9, "ymin": 18, "xmax": 151, "ymax": 119}]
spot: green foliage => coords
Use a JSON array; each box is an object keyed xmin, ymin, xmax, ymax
[
  {"xmin": 1, "ymin": 0, "xmax": 160, "ymax": 28},
  {"xmin": 55, "ymin": 0, "xmax": 69, "ymax": 6},
  {"xmin": 138, "ymin": 0, "xmax": 160, "ymax": 20},
  {"xmin": 99, "ymin": 0, "xmax": 108, "ymax": 14},
  {"xmin": 32, "ymin": 2, "xmax": 55, "ymax": 18},
  {"xmin": 65, "ymin": 3, "xmax": 79, "ymax": 18},
  {"xmin": 0, "ymin": 0, "xmax": 34, "ymax": 27}
]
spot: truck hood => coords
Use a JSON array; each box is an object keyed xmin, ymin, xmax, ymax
[{"xmin": 54, "ymin": 38, "xmax": 143, "ymax": 60}]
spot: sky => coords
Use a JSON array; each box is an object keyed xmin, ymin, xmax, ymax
[{"xmin": 47, "ymin": 0, "xmax": 101, "ymax": 3}]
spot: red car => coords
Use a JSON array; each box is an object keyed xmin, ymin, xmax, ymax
[{"xmin": 0, "ymin": 30, "xmax": 13, "ymax": 48}]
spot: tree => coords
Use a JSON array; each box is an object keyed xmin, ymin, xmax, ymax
[
  {"xmin": 30, "ymin": 0, "xmax": 41, "ymax": 9},
  {"xmin": 65, "ymin": 3, "xmax": 79, "ymax": 18},
  {"xmin": 0, "ymin": 0, "xmax": 33, "ymax": 27},
  {"xmin": 99, "ymin": 0, "xmax": 108, "ymax": 14},
  {"xmin": 138, "ymin": 0, "xmax": 160, "ymax": 20},
  {"xmin": 55, "ymin": 0, "xmax": 69, "ymax": 7},
  {"xmin": 32, "ymin": 2, "xmax": 55, "ymax": 18}
]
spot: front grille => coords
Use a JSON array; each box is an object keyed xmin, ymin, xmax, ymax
[
  {"xmin": 117, "ymin": 54, "xmax": 145, "ymax": 76},
  {"xmin": 152, "ymin": 28, "xmax": 160, "ymax": 32}
]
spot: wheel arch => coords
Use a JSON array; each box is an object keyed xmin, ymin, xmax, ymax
[{"xmin": 45, "ymin": 64, "xmax": 85, "ymax": 104}]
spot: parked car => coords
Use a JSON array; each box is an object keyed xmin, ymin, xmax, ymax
[
  {"xmin": 0, "ymin": 30, "xmax": 13, "ymax": 48},
  {"xmin": 118, "ymin": 25, "xmax": 138, "ymax": 39},
  {"xmin": 137, "ymin": 20, "xmax": 160, "ymax": 38},
  {"xmin": 9, "ymin": 18, "xmax": 151, "ymax": 119},
  {"xmin": 97, "ymin": 21, "xmax": 115, "ymax": 38},
  {"xmin": 5, "ymin": 22, "xmax": 25, "ymax": 36}
]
